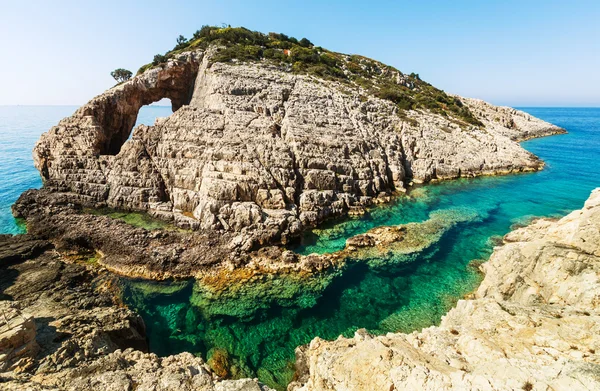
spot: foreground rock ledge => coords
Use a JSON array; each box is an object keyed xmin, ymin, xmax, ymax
[
  {"xmin": 0, "ymin": 235, "xmax": 273, "ymax": 391},
  {"xmin": 289, "ymin": 188, "xmax": 600, "ymax": 391}
]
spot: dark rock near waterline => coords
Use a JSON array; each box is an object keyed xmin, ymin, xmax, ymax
[
  {"xmin": 0, "ymin": 234, "xmax": 274, "ymax": 390},
  {"xmin": 0, "ymin": 234, "xmax": 51, "ymax": 266}
]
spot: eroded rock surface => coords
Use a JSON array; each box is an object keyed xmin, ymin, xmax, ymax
[
  {"xmin": 0, "ymin": 303, "xmax": 38, "ymax": 374},
  {"xmin": 0, "ymin": 235, "xmax": 273, "ymax": 391},
  {"xmin": 289, "ymin": 188, "xmax": 600, "ymax": 391},
  {"xmin": 29, "ymin": 47, "xmax": 564, "ymax": 250}
]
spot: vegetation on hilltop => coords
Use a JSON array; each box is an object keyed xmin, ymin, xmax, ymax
[
  {"xmin": 137, "ymin": 26, "xmax": 482, "ymax": 127},
  {"xmin": 111, "ymin": 68, "xmax": 132, "ymax": 83}
]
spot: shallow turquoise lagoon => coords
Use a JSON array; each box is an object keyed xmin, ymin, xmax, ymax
[{"xmin": 1, "ymin": 106, "xmax": 599, "ymax": 390}]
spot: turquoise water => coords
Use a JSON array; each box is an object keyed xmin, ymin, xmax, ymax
[
  {"xmin": 122, "ymin": 109, "xmax": 600, "ymax": 390},
  {"xmin": 0, "ymin": 105, "xmax": 173, "ymax": 234},
  {"xmin": 2, "ymin": 107, "xmax": 599, "ymax": 390}
]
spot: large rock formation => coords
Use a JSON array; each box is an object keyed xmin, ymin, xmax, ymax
[
  {"xmin": 289, "ymin": 188, "xmax": 600, "ymax": 391},
  {"xmin": 31, "ymin": 44, "xmax": 564, "ymax": 249}
]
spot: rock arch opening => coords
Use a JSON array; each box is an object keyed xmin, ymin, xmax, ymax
[
  {"xmin": 102, "ymin": 94, "xmax": 187, "ymax": 156},
  {"xmin": 127, "ymin": 99, "xmax": 175, "ymax": 142},
  {"xmin": 92, "ymin": 61, "xmax": 200, "ymax": 157},
  {"xmin": 32, "ymin": 53, "xmax": 202, "ymax": 201}
]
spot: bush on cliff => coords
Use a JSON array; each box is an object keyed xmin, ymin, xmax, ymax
[
  {"xmin": 110, "ymin": 68, "xmax": 132, "ymax": 83},
  {"xmin": 174, "ymin": 35, "xmax": 188, "ymax": 50},
  {"xmin": 152, "ymin": 54, "xmax": 168, "ymax": 66}
]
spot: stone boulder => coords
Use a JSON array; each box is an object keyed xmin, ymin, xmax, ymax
[{"xmin": 0, "ymin": 302, "xmax": 39, "ymax": 373}]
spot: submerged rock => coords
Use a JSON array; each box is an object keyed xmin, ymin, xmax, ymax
[
  {"xmin": 187, "ymin": 208, "xmax": 475, "ymax": 320},
  {"xmin": 289, "ymin": 188, "xmax": 600, "ymax": 391}
]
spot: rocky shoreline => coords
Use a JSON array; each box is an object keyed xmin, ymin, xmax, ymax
[
  {"xmin": 3, "ymin": 188, "xmax": 598, "ymax": 390},
  {"xmin": 0, "ymin": 234, "xmax": 273, "ymax": 391},
  {"xmin": 290, "ymin": 188, "xmax": 600, "ymax": 390}
]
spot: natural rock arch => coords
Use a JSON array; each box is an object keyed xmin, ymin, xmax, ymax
[
  {"xmin": 80, "ymin": 60, "xmax": 199, "ymax": 157},
  {"xmin": 33, "ymin": 52, "xmax": 203, "ymax": 202}
]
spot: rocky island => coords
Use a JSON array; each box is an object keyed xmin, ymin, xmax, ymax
[
  {"xmin": 19, "ymin": 27, "xmax": 563, "ymax": 280},
  {"xmin": 2, "ymin": 26, "xmax": 594, "ymax": 391}
]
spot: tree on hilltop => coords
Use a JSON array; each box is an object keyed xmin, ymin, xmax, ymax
[
  {"xmin": 174, "ymin": 35, "xmax": 188, "ymax": 50},
  {"xmin": 177, "ymin": 35, "xmax": 187, "ymax": 45},
  {"xmin": 110, "ymin": 68, "xmax": 132, "ymax": 83},
  {"xmin": 299, "ymin": 38, "xmax": 313, "ymax": 48}
]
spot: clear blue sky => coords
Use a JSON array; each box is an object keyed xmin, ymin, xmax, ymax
[{"xmin": 1, "ymin": 0, "xmax": 598, "ymax": 106}]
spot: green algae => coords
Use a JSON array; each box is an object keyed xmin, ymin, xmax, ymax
[
  {"xmin": 190, "ymin": 270, "xmax": 339, "ymax": 321},
  {"xmin": 128, "ymin": 279, "xmax": 191, "ymax": 297},
  {"xmin": 13, "ymin": 217, "xmax": 27, "ymax": 234}
]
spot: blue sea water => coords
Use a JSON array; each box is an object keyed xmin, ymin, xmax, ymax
[
  {"xmin": 1, "ymin": 106, "xmax": 599, "ymax": 389},
  {"xmin": 0, "ymin": 105, "xmax": 173, "ymax": 234}
]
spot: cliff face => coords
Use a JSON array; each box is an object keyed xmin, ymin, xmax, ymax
[
  {"xmin": 32, "ymin": 46, "xmax": 563, "ymax": 247},
  {"xmin": 289, "ymin": 189, "xmax": 600, "ymax": 391}
]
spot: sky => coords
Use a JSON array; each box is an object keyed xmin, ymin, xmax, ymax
[{"xmin": 0, "ymin": 0, "xmax": 598, "ymax": 107}]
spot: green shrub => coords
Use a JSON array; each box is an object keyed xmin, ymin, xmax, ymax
[
  {"xmin": 320, "ymin": 53, "xmax": 339, "ymax": 67},
  {"xmin": 173, "ymin": 35, "xmax": 188, "ymax": 50},
  {"xmin": 290, "ymin": 46, "xmax": 319, "ymax": 63},
  {"xmin": 110, "ymin": 68, "xmax": 132, "ymax": 83},
  {"xmin": 211, "ymin": 44, "xmax": 263, "ymax": 63},
  {"xmin": 375, "ymin": 87, "xmax": 415, "ymax": 110},
  {"xmin": 299, "ymin": 38, "xmax": 313, "ymax": 48},
  {"xmin": 152, "ymin": 54, "xmax": 168, "ymax": 66},
  {"xmin": 263, "ymin": 48, "xmax": 286, "ymax": 61},
  {"xmin": 137, "ymin": 63, "xmax": 152, "ymax": 75},
  {"xmin": 193, "ymin": 25, "xmax": 216, "ymax": 40},
  {"xmin": 136, "ymin": 25, "xmax": 484, "ymax": 127}
]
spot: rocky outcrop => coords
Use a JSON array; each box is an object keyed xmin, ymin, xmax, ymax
[
  {"xmin": 461, "ymin": 97, "xmax": 564, "ymax": 141},
  {"xmin": 33, "ymin": 52, "xmax": 201, "ymax": 206},
  {"xmin": 289, "ymin": 188, "xmax": 600, "ymax": 391},
  {"xmin": 0, "ymin": 235, "xmax": 147, "ymax": 375},
  {"xmin": 4, "ymin": 349, "xmax": 273, "ymax": 391},
  {"xmin": 0, "ymin": 235, "xmax": 273, "ymax": 391},
  {"xmin": 29, "ymin": 45, "xmax": 565, "ymax": 250},
  {"xmin": 0, "ymin": 303, "xmax": 38, "ymax": 374}
]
